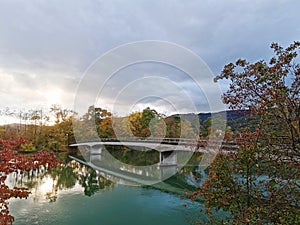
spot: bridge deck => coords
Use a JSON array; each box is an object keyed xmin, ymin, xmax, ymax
[
  {"xmin": 69, "ymin": 138, "xmax": 238, "ymax": 153},
  {"xmin": 70, "ymin": 141, "xmax": 196, "ymax": 152}
]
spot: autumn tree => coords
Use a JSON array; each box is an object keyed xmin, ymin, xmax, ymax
[
  {"xmin": 128, "ymin": 107, "xmax": 163, "ymax": 138},
  {"xmin": 164, "ymin": 115, "xmax": 198, "ymax": 139},
  {"xmin": 98, "ymin": 109, "xmax": 115, "ymax": 138},
  {"xmin": 194, "ymin": 41, "xmax": 300, "ymax": 224},
  {"xmin": 165, "ymin": 115, "xmax": 181, "ymax": 138},
  {"xmin": 48, "ymin": 105, "xmax": 75, "ymax": 150},
  {"xmin": 0, "ymin": 138, "xmax": 61, "ymax": 224},
  {"xmin": 111, "ymin": 117, "xmax": 131, "ymax": 138},
  {"xmin": 74, "ymin": 106, "xmax": 115, "ymax": 140}
]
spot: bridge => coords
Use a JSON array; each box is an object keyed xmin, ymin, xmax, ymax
[
  {"xmin": 69, "ymin": 137, "xmax": 238, "ymax": 167},
  {"xmin": 69, "ymin": 155, "xmax": 197, "ymax": 193}
]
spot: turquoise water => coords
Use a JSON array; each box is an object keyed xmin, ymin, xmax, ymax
[
  {"xmin": 7, "ymin": 154, "xmax": 204, "ymax": 225},
  {"xmin": 10, "ymin": 185, "xmax": 200, "ymax": 225}
]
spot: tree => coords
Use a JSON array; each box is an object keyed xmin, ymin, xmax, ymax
[
  {"xmin": 128, "ymin": 107, "xmax": 162, "ymax": 138},
  {"xmin": 75, "ymin": 105, "xmax": 115, "ymax": 140},
  {"xmin": 193, "ymin": 41, "xmax": 300, "ymax": 224},
  {"xmin": 165, "ymin": 115, "xmax": 181, "ymax": 138},
  {"xmin": 48, "ymin": 105, "xmax": 75, "ymax": 150},
  {"xmin": 111, "ymin": 117, "xmax": 131, "ymax": 138},
  {"xmin": 50, "ymin": 104, "xmax": 74, "ymax": 124},
  {"xmin": 199, "ymin": 115, "xmax": 232, "ymax": 140},
  {"xmin": 0, "ymin": 138, "xmax": 61, "ymax": 224},
  {"xmin": 99, "ymin": 115, "xmax": 115, "ymax": 138}
]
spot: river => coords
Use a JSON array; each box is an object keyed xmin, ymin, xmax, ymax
[{"xmin": 7, "ymin": 151, "xmax": 208, "ymax": 225}]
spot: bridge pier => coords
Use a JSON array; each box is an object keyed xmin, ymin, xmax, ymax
[
  {"xmin": 89, "ymin": 145, "xmax": 103, "ymax": 163},
  {"xmin": 159, "ymin": 151, "xmax": 177, "ymax": 166},
  {"xmin": 159, "ymin": 165, "xmax": 178, "ymax": 180}
]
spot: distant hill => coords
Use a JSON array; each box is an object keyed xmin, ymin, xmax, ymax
[{"xmin": 169, "ymin": 110, "xmax": 254, "ymax": 132}]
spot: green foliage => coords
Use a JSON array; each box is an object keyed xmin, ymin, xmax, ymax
[
  {"xmin": 47, "ymin": 140, "xmax": 61, "ymax": 151},
  {"xmin": 20, "ymin": 143, "xmax": 36, "ymax": 152},
  {"xmin": 106, "ymin": 145, "xmax": 159, "ymax": 166}
]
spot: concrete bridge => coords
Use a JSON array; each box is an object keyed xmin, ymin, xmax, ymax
[
  {"xmin": 69, "ymin": 155, "xmax": 197, "ymax": 192},
  {"xmin": 69, "ymin": 137, "xmax": 238, "ymax": 167}
]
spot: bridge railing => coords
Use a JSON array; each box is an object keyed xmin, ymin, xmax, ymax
[
  {"xmin": 99, "ymin": 137, "xmax": 197, "ymax": 145},
  {"xmin": 70, "ymin": 137, "xmax": 239, "ymax": 151}
]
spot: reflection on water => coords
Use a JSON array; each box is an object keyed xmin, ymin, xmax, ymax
[
  {"xmin": 6, "ymin": 154, "xmax": 114, "ymax": 203},
  {"xmin": 77, "ymin": 145, "xmax": 204, "ymax": 186},
  {"xmin": 7, "ymin": 151, "xmax": 208, "ymax": 225}
]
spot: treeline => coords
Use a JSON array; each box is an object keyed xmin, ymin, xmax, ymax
[
  {"xmin": 0, "ymin": 105, "xmax": 74, "ymax": 151},
  {"xmin": 73, "ymin": 106, "xmax": 200, "ymax": 142},
  {"xmin": 0, "ymin": 104, "xmax": 235, "ymax": 152}
]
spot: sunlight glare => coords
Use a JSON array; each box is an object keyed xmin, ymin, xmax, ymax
[
  {"xmin": 39, "ymin": 176, "xmax": 55, "ymax": 194},
  {"xmin": 45, "ymin": 90, "xmax": 62, "ymax": 106}
]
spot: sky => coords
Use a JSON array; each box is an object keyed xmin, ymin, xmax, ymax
[{"xmin": 1, "ymin": 0, "xmax": 300, "ymax": 120}]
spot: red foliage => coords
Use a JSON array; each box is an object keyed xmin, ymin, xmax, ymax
[{"xmin": 0, "ymin": 138, "xmax": 61, "ymax": 224}]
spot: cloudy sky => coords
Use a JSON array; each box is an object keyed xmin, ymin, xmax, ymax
[{"xmin": 1, "ymin": 0, "xmax": 300, "ymax": 118}]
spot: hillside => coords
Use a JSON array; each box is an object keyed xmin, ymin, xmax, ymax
[{"xmin": 170, "ymin": 110, "xmax": 255, "ymax": 132}]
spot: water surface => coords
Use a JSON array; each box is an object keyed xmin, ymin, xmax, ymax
[{"xmin": 8, "ymin": 152, "xmax": 204, "ymax": 225}]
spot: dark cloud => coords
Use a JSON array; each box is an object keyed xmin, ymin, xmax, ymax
[{"xmin": 1, "ymin": 0, "xmax": 299, "ymax": 115}]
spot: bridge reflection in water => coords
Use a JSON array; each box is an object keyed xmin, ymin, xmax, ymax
[
  {"xmin": 69, "ymin": 138, "xmax": 235, "ymax": 186},
  {"xmin": 69, "ymin": 151, "xmax": 180, "ymax": 187}
]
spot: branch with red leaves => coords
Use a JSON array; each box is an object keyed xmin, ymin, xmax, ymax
[{"xmin": 0, "ymin": 138, "xmax": 61, "ymax": 225}]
